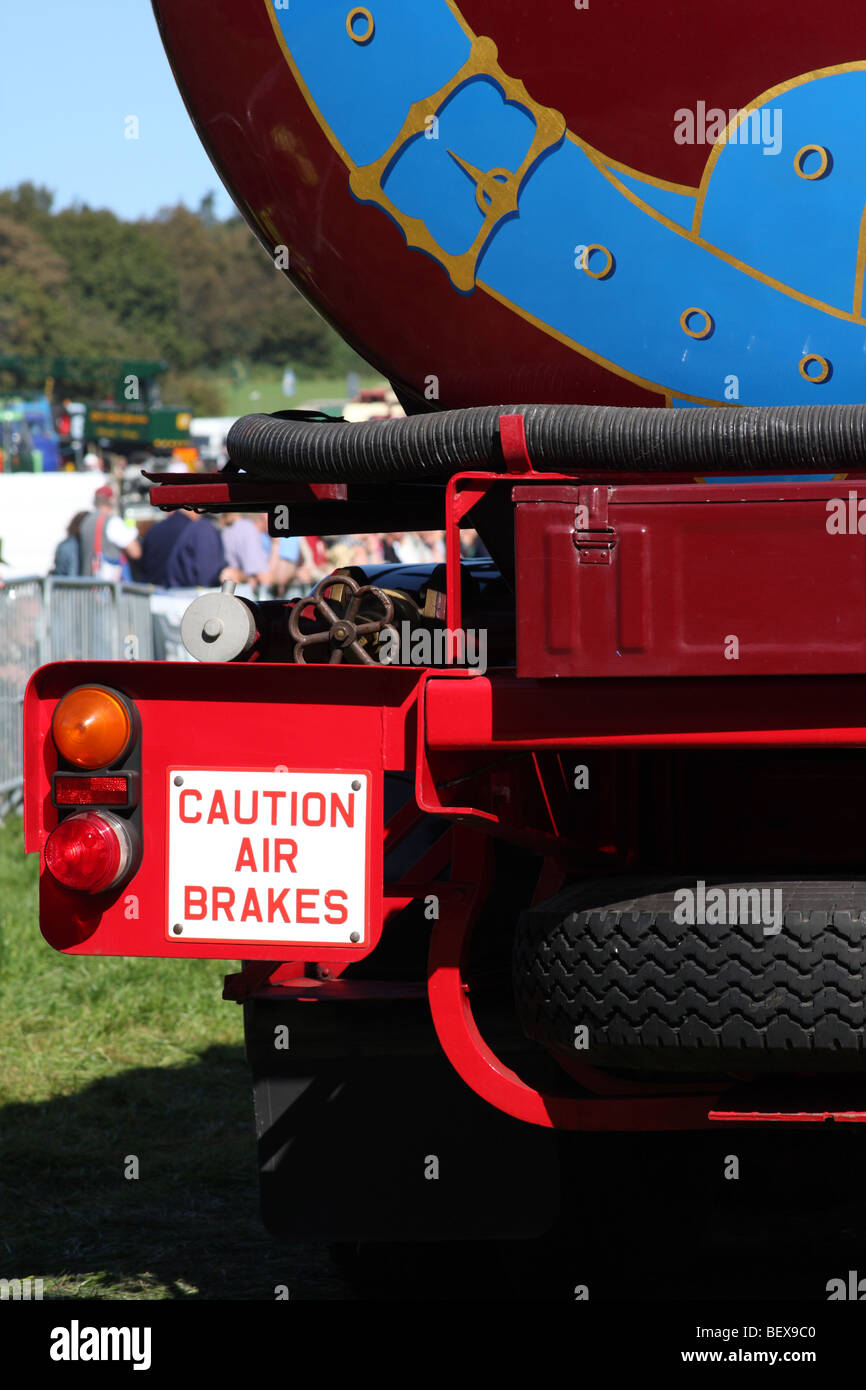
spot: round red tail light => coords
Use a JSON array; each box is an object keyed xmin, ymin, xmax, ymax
[{"xmin": 44, "ymin": 812, "xmax": 133, "ymax": 893}]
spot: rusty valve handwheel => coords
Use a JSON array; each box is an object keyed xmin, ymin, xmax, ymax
[{"xmin": 288, "ymin": 574, "xmax": 396, "ymax": 664}]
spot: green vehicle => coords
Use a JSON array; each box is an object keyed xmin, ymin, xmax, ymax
[
  {"xmin": 0, "ymin": 356, "xmax": 192, "ymax": 459},
  {"xmin": 84, "ymin": 361, "xmax": 192, "ymax": 456},
  {"xmin": 86, "ymin": 402, "xmax": 193, "ymax": 454},
  {"xmin": 0, "ymin": 407, "xmax": 38, "ymax": 472}
]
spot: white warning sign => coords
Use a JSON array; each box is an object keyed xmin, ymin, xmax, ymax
[{"xmin": 167, "ymin": 769, "xmax": 369, "ymax": 945}]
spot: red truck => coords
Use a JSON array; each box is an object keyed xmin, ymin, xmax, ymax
[{"xmin": 23, "ymin": 0, "xmax": 866, "ymax": 1267}]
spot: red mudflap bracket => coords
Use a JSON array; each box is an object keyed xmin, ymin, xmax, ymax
[{"xmin": 425, "ymin": 822, "xmax": 723, "ymax": 1132}]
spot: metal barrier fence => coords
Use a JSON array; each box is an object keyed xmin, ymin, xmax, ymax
[
  {"xmin": 43, "ymin": 578, "xmax": 154, "ymax": 663},
  {"xmin": 0, "ymin": 577, "xmax": 154, "ymax": 815},
  {"xmin": 0, "ymin": 578, "xmax": 42, "ymax": 817}
]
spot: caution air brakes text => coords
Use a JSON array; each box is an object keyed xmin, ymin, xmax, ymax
[{"xmin": 177, "ymin": 786, "xmax": 357, "ymax": 828}]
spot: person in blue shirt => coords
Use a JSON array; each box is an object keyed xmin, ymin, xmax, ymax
[
  {"xmin": 165, "ymin": 513, "xmax": 234, "ymax": 589},
  {"xmin": 138, "ymin": 509, "xmax": 194, "ymax": 587},
  {"xmin": 261, "ymin": 528, "xmax": 301, "ymax": 593}
]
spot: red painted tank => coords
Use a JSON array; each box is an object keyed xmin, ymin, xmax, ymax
[{"xmin": 152, "ymin": 1, "xmax": 866, "ymax": 412}]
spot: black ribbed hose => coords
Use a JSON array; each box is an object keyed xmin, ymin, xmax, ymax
[{"xmin": 226, "ymin": 403, "xmax": 866, "ymax": 482}]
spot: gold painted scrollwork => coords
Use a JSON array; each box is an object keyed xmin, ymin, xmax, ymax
[
  {"xmin": 680, "ymin": 306, "xmax": 714, "ymax": 340},
  {"xmin": 346, "ymin": 8, "xmax": 375, "ymax": 45},
  {"xmin": 799, "ymin": 352, "xmax": 831, "ymax": 382},
  {"xmin": 348, "ymin": 35, "xmax": 566, "ymax": 292},
  {"xmin": 581, "ymin": 244, "xmax": 615, "ymax": 280},
  {"xmin": 793, "ymin": 144, "xmax": 831, "ymax": 181}
]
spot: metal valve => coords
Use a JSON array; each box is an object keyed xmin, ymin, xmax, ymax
[
  {"xmin": 181, "ymin": 581, "xmax": 258, "ymax": 663},
  {"xmin": 288, "ymin": 574, "xmax": 396, "ymax": 664}
]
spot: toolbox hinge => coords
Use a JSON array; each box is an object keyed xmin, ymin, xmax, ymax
[{"xmin": 572, "ymin": 485, "xmax": 616, "ymax": 564}]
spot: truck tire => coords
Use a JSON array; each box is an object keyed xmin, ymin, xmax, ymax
[{"xmin": 513, "ymin": 875, "xmax": 866, "ymax": 1074}]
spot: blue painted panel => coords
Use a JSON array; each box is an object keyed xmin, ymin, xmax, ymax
[{"xmin": 271, "ymin": 0, "xmax": 472, "ymax": 167}]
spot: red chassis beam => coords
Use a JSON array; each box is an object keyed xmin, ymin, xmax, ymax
[
  {"xmin": 709, "ymin": 1110, "xmax": 866, "ymax": 1123},
  {"xmin": 421, "ymin": 671, "xmax": 866, "ymax": 751}
]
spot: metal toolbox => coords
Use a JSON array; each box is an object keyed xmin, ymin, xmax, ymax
[{"xmin": 514, "ymin": 480, "xmax": 866, "ymax": 677}]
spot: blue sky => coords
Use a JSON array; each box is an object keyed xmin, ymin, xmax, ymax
[{"xmin": 1, "ymin": 0, "xmax": 236, "ymax": 220}]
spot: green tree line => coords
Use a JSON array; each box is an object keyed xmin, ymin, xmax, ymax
[{"xmin": 0, "ymin": 183, "xmax": 364, "ymax": 414}]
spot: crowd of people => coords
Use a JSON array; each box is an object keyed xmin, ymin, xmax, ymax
[{"xmin": 52, "ymin": 484, "xmax": 486, "ymax": 595}]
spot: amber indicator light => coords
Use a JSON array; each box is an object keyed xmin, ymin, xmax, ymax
[{"xmin": 51, "ymin": 687, "xmax": 132, "ymax": 770}]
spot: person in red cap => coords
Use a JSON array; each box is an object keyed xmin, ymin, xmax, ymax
[{"xmin": 78, "ymin": 485, "xmax": 142, "ymax": 580}]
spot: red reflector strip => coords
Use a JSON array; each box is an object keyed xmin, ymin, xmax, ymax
[
  {"xmin": 709, "ymin": 1110, "xmax": 866, "ymax": 1124},
  {"xmin": 54, "ymin": 776, "xmax": 129, "ymax": 806}
]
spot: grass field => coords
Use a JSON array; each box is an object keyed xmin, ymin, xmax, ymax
[
  {"xmin": 214, "ymin": 368, "xmax": 386, "ymax": 418},
  {"xmin": 0, "ymin": 815, "xmax": 350, "ymax": 1300}
]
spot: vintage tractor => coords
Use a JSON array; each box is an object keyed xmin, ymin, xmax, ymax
[{"xmin": 22, "ymin": 1, "xmax": 866, "ymax": 1274}]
